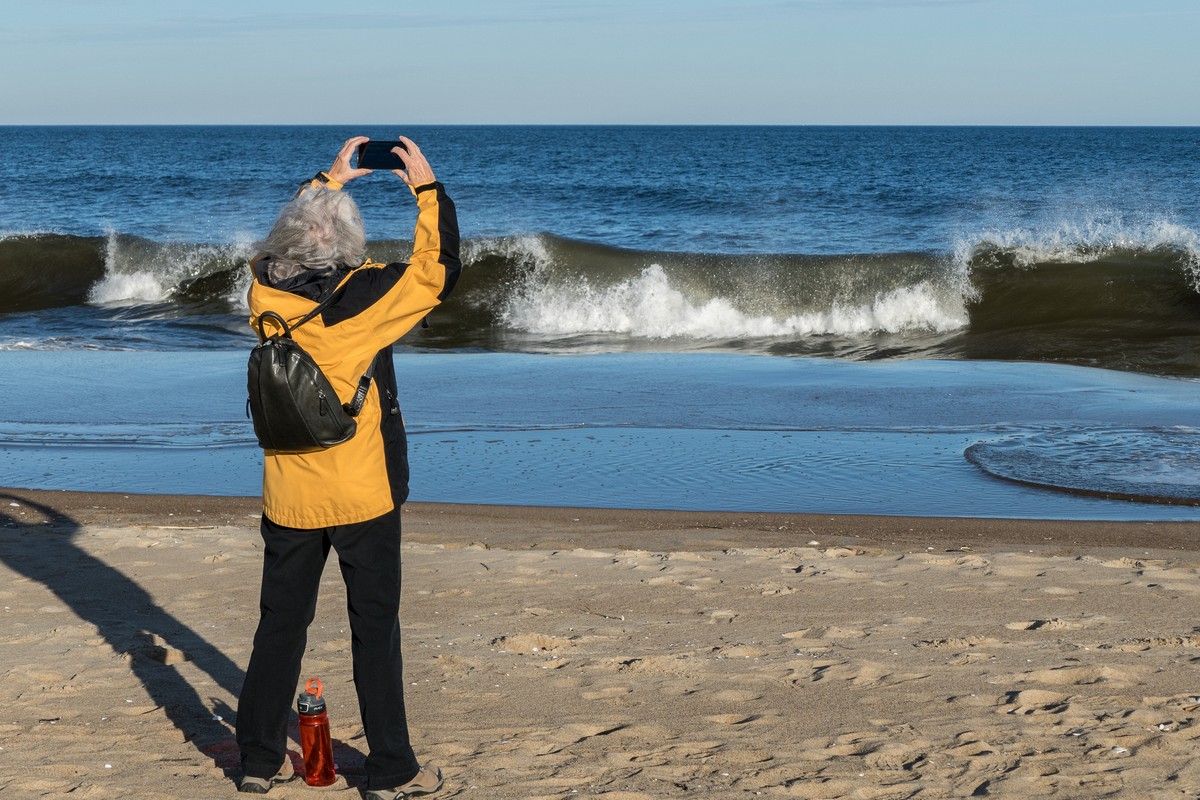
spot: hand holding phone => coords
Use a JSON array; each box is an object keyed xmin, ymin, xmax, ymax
[
  {"xmin": 391, "ymin": 137, "xmax": 436, "ymax": 189},
  {"xmin": 355, "ymin": 140, "xmax": 410, "ymax": 171},
  {"xmin": 327, "ymin": 136, "xmax": 372, "ymax": 185}
]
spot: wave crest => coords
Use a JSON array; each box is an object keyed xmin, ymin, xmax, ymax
[
  {"xmin": 963, "ymin": 214, "xmax": 1200, "ymax": 275},
  {"xmin": 500, "ymin": 262, "xmax": 966, "ymax": 339},
  {"xmin": 88, "ymin": 233, "xmax": 257, "ymax": 308}
]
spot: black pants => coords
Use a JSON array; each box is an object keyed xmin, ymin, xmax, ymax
[{"xmin": 236, "ymin": 507, "xmax": 420, "ymax": 790}]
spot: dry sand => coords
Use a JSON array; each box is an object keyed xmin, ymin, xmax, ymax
[{"xmin": 2, "ymin": 488, "xmax": 1199, "ymax": 798}]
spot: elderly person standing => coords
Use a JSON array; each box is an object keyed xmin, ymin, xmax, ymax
[{"xmin": 236, "ymin": 136, "xmax": 459, "ymax": 799}]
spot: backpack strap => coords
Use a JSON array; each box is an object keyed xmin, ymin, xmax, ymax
[
  {"xmin": 286, "ymin": 283, "xmax": 342, "ymax": 333},
  {"xmin": 253, "ymin": 286, "xmax": 339, "ymax": 343},
  {"xmin": 255, "ymin": 281, "xmax": 378, "ymax": 419},
  {"xmin": 256, "ymin": 311, "xmax": 291, "ymax": 343},
  {"xmin": 342, "ymin": 355, "xmax": 379, "ymax": 417}
]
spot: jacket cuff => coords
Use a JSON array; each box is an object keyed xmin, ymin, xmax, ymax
[{"xmin": 314, "ymin": 171, "xmax": 344, "ymax": 191}]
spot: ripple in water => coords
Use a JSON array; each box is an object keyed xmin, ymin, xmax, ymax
[{"xmin": 965, "ymin": 427, "xmax": 1200, "ymax": 505}]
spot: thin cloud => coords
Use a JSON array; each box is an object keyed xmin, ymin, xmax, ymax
[
  {"xmin": 0, "ymin": 10, "xmax": 545, "ymax": 46},
  {"xmin": 777, "ymin": 0, "xmax": 997, "ymax": 8},
  {"xmin": 0, "ymin": 2, "xmax": 790, "ymax": 46}
]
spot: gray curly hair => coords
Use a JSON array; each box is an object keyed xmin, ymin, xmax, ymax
[{"xmin": 257, "ymin": 186, "xmax": 366, "ymax": 282}]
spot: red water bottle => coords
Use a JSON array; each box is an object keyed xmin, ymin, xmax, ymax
[{"xmin": 297, "ymin": 678, "xmax": 336, "ymax": 787}]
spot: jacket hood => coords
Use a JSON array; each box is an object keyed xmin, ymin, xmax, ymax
[{"xmin": 250, "ymin": 253, "xmax": 350, "ymax": 301}]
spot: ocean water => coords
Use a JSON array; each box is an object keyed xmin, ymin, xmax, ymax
[
  {"xmin": 1, "ymin": 125, "xmax": 1198, "ymax": 518},
  {"xmin": 2, "ymin": 351, "xmax": 1200, "ymax": 519}
]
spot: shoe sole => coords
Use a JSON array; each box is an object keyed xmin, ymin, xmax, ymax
[
  {"xmin": 238, "ymin": 773, "xmax": 297, "ymax": 794},
  {"xmin": 367, "ymin": 769, "xmax": 444, "ymax": 799}
]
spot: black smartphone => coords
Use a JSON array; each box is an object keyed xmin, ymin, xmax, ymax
[{"xmin": 354, "ymin": 140, "xmax": 409, "ymax": 170}]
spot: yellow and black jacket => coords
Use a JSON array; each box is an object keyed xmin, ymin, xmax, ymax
[{"xmin": 247, "ymin": 174, "xmax": 460, "ymax": 528}]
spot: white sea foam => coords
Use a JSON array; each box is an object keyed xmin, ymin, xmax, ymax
[
  {"xmin": 224, "ymin": 232, "xmax": 258, "ymax": 311},
  {"xmin": 960, "ymin": 215, "xmax": 1200, "ymax": 272},
  {"xmin": 88, "ymin": 232, "xmax": 163, "ymax": 305},
  {"xmin": 87, "ymin": 231, "xmax": 256, "ymax": 307},
  {"xmin": 462, "ymin": 234, "xmax": 554, "ymax": 273},
  {"xmin": 501, "ymin": 263, "xmax": 967, "ymax": 339},
  {"xmin": 784, "ymin": 283, "xmax": 968, "ymax": 336},
  {"xmin": 89, "ymin": 271, "xmax": 170, "ymax": 305},
  {"xmin": 0, "ymin": 339, "xmax": 128, "ymax": 351},
  {"xmin": 0, "ymin": 229, "xmax": 57, "ymax": 241}
]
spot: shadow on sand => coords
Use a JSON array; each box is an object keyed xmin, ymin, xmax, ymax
[
  {"xmin": 0, "ymin": 493, "xmax": 369, "ymax": 785},
  {"xmin": 0, "ymin": 493, "xmax": 243, "ymax": 755}
]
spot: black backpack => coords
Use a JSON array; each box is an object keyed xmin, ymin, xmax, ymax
[{"xmin": 246, "ymin": 293, "xmax": 374, "ymax": 454}]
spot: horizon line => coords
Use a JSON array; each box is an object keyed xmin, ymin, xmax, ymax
[{"xmin": 1, "ymin": 122, "xmax": 1198, "ymax": 128}]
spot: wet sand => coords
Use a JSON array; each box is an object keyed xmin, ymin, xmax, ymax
[{"xmin": 2, "ymin": 488, "xmax": 1199, "ymax": 798}]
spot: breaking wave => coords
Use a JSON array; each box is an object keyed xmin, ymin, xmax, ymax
[{"xmin": 3, "ymin": 217, "xmax": 1200, "ymax": 375}]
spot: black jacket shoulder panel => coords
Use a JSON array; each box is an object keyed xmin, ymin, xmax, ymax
[{"xmin": 321, "ymin": 262, "xmax": 412, "ymax": 327}]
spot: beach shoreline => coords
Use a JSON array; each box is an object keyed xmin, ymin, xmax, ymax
[{"xmin": 3, "ymin": 486, "xmax": 1198, "ymax": 556}]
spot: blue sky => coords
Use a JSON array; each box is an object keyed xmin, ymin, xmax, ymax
[{"xmin": 1, "ymin": 0, "xmax": 1196, "ymax": 125}]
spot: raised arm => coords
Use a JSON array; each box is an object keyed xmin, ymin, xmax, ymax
[
  {"xmin": 294, "ymin": 135, "xmax": 373, "ymax": 196},
  {"xmin": 314, "ymin": 138, "xmax": 461, "ymax": 351}
]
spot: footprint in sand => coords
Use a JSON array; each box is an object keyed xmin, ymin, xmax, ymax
[
  {"xmin": 919, "ymin": 553, "xmax": 991, "ymax": 569},
  {"xmin": 534, "ymin": 722, "xmax": 629, "ymax": 755},
  {"xmin": 132, "ymin": 633, "xmax": 191, "ymax": 665},
  {"xmin": 1101, "ymin": 634, "xmax": 1200, "ymax": 652},
  {"xmin": 1005, "ymin": 618, "xmax": 1085, "ymax": 631},
  {"xmin": 945, "ymin": 732, "xmax": 1009, "ymax": 766},
  {"xmin": 821, "ymin": 626, "xmax": 868, "ymax": 639},
  {"xmin": 535, "ymin": 658, "xmax": 571, "ymax": 670},
  {"xmin": 715, "ymin": 644, "xmax": 767, "ymax": 658},
  {"xmin": 788, "ymin": 658, "xmax": 929, "ymax": 689},
  {"xmin": 431, "ymin": 653, "xmax": 477, "ymax": 678},
  {"xmin": 491, "ymin": 632, "xmax": 574, "ymax": 654},
  {"xmin": 716, "ymin": 747, "xmax": 776, "ymax": 766},
  {"xmin": 710, "ymin": 688, "xmax": 762, "ymax": 703},
  {"xmin": 782, "ymin": 629, "xmax": 813, "ymax": 640},
  {"xmin": 519, "ymin": 606, "xmax": 554, "ymax": 616},
  {"xmin": 915, "ymin": 635, "xmax": 1000, "ymax": 650},
  {"xmin": 1001, "ymin": 689, "xmax": 1071, "ymax": 716},
  {"xmin": 705, "ymin": 713, "xmax": 760, "ymax": 726},
  {"xmin": 567, "ymin": 548, "xmax": 612, "ymax": 559},
  {"xmin": 581, "ymin": 686, "xmax": 632, "ymax": 701},
  {"xmin": 612, "ymin": 654, "xmax": 694, "ymax": 679},
  {"xmin": 648, "ymin": 574, "xmax": 723, "ymax": 590},
  {"xmin": 863, "ymin": 741, "xmax": 928, "ymax": 772},
  {"xmin": 819, "ymin": 731, "xmax": 889, "ymax": 758},
  {"xmin": 1019, "ymin": 665, "xmax": 1143, "ymax": 687},
  {"xmin": 820, "ymin": 547, "xmax": 865, "ymax": 559},
  {"xmin": 780, "ymin": 778, "xmax": 911, "ymax": 799},
  {"xmin": 8, "ymin": 779, "xmax": 84, "ymax": 796},
  {"xmin": 948, "ymin": 652, "xmax": 994, "ymax": 665},
  {"xmin": 1077, "ymin": 555, "xmax": 1160, "ymax": 570},
  {"xmin": 668, "ymin": 552, "xmax": 716, "ymax": 564}
]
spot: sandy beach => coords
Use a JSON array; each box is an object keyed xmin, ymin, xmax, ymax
[{"xmin": 1, "ymin": 488, "xmax": 1198, "ymax": 798}]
